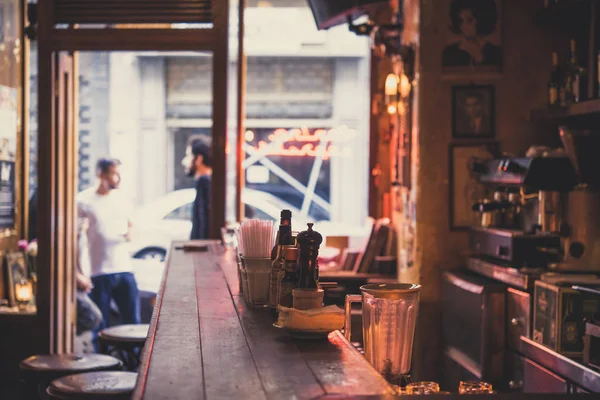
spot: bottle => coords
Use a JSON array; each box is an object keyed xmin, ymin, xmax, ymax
[
  {"xmin": 561, "ymin": 296, "xmax": 579, "ymax": 351},
  {"xmin": 567, "ymin": 39, "xmax": 582, "ymax": 103},
  {"xmin": 271, "ymin": 210, "xmax": 292, "ymax": 260},
  {"xmin": 269, "ymin": 210, "xmax": 292, "ymax": 308},
  {"xmin": 296, "ymin": 223, "xmax": 323, "ymax": 289},
  {"xmin": 548, "ymin": 52, "xmax": 561, "ymax": 106},
  {"xmin": 277, "ymin": 246, "xmax": 298, "ymax": 309}
]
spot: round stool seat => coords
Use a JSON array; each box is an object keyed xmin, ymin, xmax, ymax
[
  {"xmin": 99, "ymin": 324, "xmax": 149, "ymax": 345},
  {"xmin": 99, "ymin": 325, "xmax": 149, "ymax": 372},
  {"xmin": 47, "ymin": 371, "xmax": 137, "ymax": 399},
  {"xmin": 20, "ymin": 354, "xmax": 123, "ymax": 381}
]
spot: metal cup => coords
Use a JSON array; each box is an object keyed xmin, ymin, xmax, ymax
[{"xmin": 345, "ymin": 283, "xmax": 421, "ymax": 379}]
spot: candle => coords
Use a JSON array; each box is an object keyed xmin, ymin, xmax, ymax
[{"xmin": 15, "ymin": 279, "xmax": 32, "ymax": 303}]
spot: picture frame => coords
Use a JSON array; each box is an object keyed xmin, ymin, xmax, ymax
[
  {"xmin": 442, "ymin": 0, "xmax": 503, "ymax": 74},
  {"xmin": 4, "ymin": 251, "xmax": 27, "ymax": 307},
  {"xmin": 449, "ymin": 141, "xmax": 499, "ymax": 231},
  {"xmin": 452, "ymin": 84, "xmax": 495, "ymax": 139}
]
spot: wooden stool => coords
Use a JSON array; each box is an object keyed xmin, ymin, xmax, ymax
[
  {"xmin": 46, "ymin": 371, "xmax": 137, "ymax": 399},
  {"xmin": 19, "ymin": 354, "xmax": 122, "ymax": 399},
  {"xmin": 99, "ymin": 324, "xmax": 149, "ymax": 371}
]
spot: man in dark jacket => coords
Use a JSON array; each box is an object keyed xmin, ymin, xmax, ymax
[{"xmin": 182, "ymin": 139, "xmax": 212, "ymax": 239}]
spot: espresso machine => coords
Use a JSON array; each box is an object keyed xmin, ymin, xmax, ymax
[
  {"xmin": 468, "ymin": 127, "xmax": 600, "ymax": 273},
  {"xmin": 469, "ymin": 153, "xmax": 577, "ymax": 269}
]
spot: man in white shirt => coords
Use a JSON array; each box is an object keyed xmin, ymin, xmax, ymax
[{"xmin": 77, "ymin": 158, "xmax": 140, "ymax": 346}]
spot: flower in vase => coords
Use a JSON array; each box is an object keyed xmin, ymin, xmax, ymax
[
  {"xmin": 27, "ymin": 240, "xmax": 38, "ymax": 257},
  {"xmin": 18, "ymin": 240, "xmax": 28, "ymax": 251}
]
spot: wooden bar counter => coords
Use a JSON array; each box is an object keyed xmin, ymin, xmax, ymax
[{"xmin": 132, "ymin": 241, "xmax": 393, "ymax": 400}]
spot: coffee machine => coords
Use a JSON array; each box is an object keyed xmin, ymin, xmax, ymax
[
  {"xmin": 469, "ymin": 154, "xmax": 576, "ymax": 268},
  {"xmin": 469, "ymin": 127, "xmax": 600, "ymax": 272}
]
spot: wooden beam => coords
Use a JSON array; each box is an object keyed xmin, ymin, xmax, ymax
[
  {"xmin": 21, "ymin": 0, "xmax": 30, "ymax": 241},
  {"xmin": 236, "ymin": 0, "xmax": 246, "ymax": 222},
  {"xmin": 368, "ymin": 55, "xmax": 380, "ymax": 218},
  {"xmin": 211, "ymin": 0, "xmax": 229, "ymax": 238},
  {"xmin": 45, "ymin": 28, "xmax": 216, "ymax": 52},
  {"xmin": 36, "ymin": 0, "xmax": 57, "ymax": 353}
]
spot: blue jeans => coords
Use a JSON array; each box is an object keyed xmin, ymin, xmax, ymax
[{"xmin": 90, "ymin": 272, "xmax": 141, "ymax": 350}]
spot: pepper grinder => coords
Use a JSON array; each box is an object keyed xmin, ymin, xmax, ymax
[{"xmin": 293, "ymin": 223, "xmax": 324, "ymax": 310}]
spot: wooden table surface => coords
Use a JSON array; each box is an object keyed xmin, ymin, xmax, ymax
[{"xmin": 132, "ymin": 241, "xmax": 393, "ymax": 400}]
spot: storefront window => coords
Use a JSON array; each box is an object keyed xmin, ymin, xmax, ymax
[
  {"xmin": 25, "ymin": 2, "xmax": 372, "ymax": 282},
  {"xmin": 238, "ymin": 3, "xmax": 371, "ymax": 231}
]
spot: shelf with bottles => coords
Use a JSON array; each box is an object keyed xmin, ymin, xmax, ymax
[
  {"xmin": 535, "ymin": 0, "xmax": 592, "ymax": 30},
  {"xmin": 532, "ymin": 37, "xmax": 600, "ymax": 122}
]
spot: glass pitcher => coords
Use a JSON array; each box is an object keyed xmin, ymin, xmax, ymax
[{"xmin": 345, "ymin": 283, "xmax": 421, "ymax": 379}]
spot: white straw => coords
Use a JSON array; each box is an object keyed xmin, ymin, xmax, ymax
[{"xmin": 237, "ymin": 219, "xmax": 275, "ymax": 258}]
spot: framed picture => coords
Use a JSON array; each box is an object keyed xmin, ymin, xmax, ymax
[
  {"xmin": 452, "ymin": 84, "xmax": 495, "ymax": 139},
  {"xmin": 5, "ymin": 251, "xmax": 27, "ymax": 306},
  {"xmin": 449, "ymin": 142, "xmax": 499, "ymax": 231},
  {"xmin": 442, "ymin": 0, "xmax": 503, "ymax": 74}
]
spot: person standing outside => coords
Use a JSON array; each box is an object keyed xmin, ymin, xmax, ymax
[
  {"xmin": 182, "ymin": 139, "xmax": 212, "ymax": 240},
  {"xmin": 77, "ymin": 158, "xmax": 140, "ymax": 344}
]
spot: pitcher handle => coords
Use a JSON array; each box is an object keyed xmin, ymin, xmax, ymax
[{"xmin": 344, "ymin": 294, "xmax": 361, "ymax": 341}]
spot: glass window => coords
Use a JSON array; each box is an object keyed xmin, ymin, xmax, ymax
[
  {"xmin": 167, "ymin": 2, "xmax": 372, "ymax": 234},
  {"xmin": 154, "ymin": 2, "xmax": 371, "ymax": 235},
  {"xmin": 239, "ymin": 3, "xmax": 372, "ymax": 233}
]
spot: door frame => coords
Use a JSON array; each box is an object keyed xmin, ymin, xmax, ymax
[{"xmin": 36, "ymin": 0, "xmax": 231, "ymax": 353}]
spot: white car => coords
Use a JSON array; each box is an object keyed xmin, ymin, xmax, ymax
[
  {"xmin": 130, "ymin": 189, "xmax": 371, "ymax": 261},
  {"xmin": 130, "ymin": 189, "xmax": 308, "ymax": 261}
]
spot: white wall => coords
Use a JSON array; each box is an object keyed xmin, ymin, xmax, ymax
[{"xmin": 107, "ymin": 53, "xmax": 142, "ymax": 204}]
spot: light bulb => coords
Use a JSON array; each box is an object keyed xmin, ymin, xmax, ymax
[
  {"xmin": 399, "ymin": 74, "xmax": 411, "ymax": 98},
  {"xmin": 397, "ymin": 101, "xmax": 406, "ymax": 115},
  {"xmin": 385, "ymin": 73, "xmax": 399, "ymax": 96}
]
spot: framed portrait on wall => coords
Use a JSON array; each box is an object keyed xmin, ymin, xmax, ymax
[
  {"xmin": 449, "ymin": 141, "xmax": 499, "ymax": 231},
  {"xmin": 452, "ymin": 84, "xmax": 495, "ymax": 139},
  {"xmin": 442, "ymin": 0, "xmax": 503, "ymax": 74}
]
